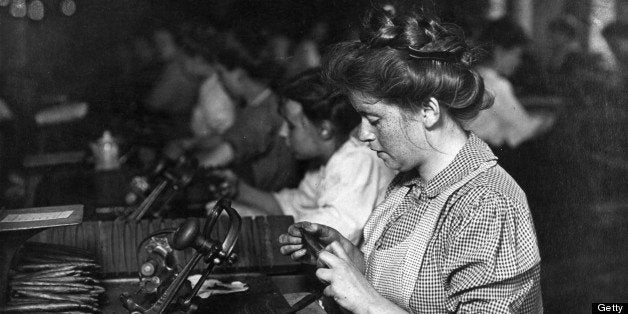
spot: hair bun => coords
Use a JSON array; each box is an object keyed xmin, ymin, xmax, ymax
[
  {"xmin": 358, "ymin": 8, "xmax": 477, "ymax": 66},
  {"xmin": 323, "ymin": 7, "xmax": 492, "ymax": 123},
  {"xmin": 360, "ymin": 9, "xmax": 402, "ymax": 48}
]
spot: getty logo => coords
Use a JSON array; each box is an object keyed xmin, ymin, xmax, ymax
[{"xmin": 593, "ymin": 303, "xmax": 627, "ymax": 314}]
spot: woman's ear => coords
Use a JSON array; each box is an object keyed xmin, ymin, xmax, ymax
[
  {"xmin": 421, "ymin": 97, "xmax": 441, "ymax": 129},
  {"xmin": 319, "ymin": 120, "xmax": 334, "ymax": 140}
]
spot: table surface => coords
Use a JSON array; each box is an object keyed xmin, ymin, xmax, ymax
[
  {"xmin": 33, "ymin": 166, "xmax": 211, "ymax": 220},
  {"xmin": 102, "ymin": 273, "xmax": 293, "ymax": 314},
  {"xmin": 34, "ymin": 167, "xmax": 130, "ymax": 218}
]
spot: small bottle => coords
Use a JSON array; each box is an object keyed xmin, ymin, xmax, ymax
[{"xmin": 91, "ymin": 130, "xmax": 120, "ymax": 170}]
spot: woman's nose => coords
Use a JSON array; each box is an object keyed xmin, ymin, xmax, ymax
[{"xmin": 357, "ymin": 120, "xmax": 375, "ymax": 143}]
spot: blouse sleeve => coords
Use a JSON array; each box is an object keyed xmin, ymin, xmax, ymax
[
  {"xmin": 192, "ymin": 77, "xmax": 235, "ymax": 137},
  {"xmin": 275, "ymin": 149, "xmax": 390, "ymax": 244},
  {"xmin": 442, "ymin": 190, "xmax": 542, "ymax": 313}
]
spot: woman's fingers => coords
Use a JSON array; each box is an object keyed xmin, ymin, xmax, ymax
[
  {"xmin": 287, "ymin": 224, "xmax": 305, "ymax": 237},
  {"xmin": 317, "ymin": 250, "xmax": 344, "ymax": 270},
  {"xmin": 327, "ymin": 241, "xmax": 350, "ymax": 262},
  {"xmin": 316, "ymin": 267, "xmax": 333, "ymax": 284},
  {"xmin": 290, "ymin": 248, "xmax": 308, "ymax": 260},
  {"xmin": 290, "ymin": 221, "xmax": 316, "ymax": 233},
  {"xmin": 279, "ymin": 244, "xmax": 303, "ymax": 255},
  {"xmin": 278, "ymin": 232, "xmax": 302, "ymax": 245},
  {"xmin": 281, "ymin": 222, "xmax": 344, "ymax": 266},
  {"xmin": 293, "ymin": 221, "xmax": 328, "ymax": 234},
  {"xmin": 323, "ymin": 285, "xmax": 334, "ymax": 298},
  {"xmin": 287, "ymin": 222, "xmax": 341, "ymax": 241}
]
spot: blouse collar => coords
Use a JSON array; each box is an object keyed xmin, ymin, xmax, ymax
[{"xmin": 396, "ymin": 133, "xmax": 497, "ymax": 198}]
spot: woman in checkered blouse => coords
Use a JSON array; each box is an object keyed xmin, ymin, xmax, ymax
[{"xmin": 279, "ymin": 8, "xmax": 543, "ymax": 314}]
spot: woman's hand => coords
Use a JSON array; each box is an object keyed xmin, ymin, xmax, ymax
[
  {"xmin": 207, "ymin": 171, "xmax": 283, "ymax": 215},
  {"xmin": 316, "ymin": 242, "xmax": 402, "ymax": 314},
  {"xmin": 278, "ymin": 222, "xmax": 360, "ymax": 266}
]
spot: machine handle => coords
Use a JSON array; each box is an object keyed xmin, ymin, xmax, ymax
[{"xmin": 172, "ymin": 220, "xmax": 216, "ymax": 255}]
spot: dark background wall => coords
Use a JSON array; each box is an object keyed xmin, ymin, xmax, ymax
[
  {"xmin": 0, "ymin": 0, "xmax": 364, "ymax": 117},
  {"xmin": 0, "ymin": 0, "xmax": 151, "ymax": 117},
  {"xmin": 0, "ymin": 0, "xmax": 599, "ymax": 147}
]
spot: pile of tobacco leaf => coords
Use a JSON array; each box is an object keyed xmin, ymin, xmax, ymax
[{"xmin": 2, "ymin": 242, "xmax": 105, "ymax": 313}]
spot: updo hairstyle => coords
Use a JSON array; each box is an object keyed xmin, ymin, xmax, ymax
[
  {"xmin": 278, "ymin": 69, "xmax": 360, "ymax": 141},
  {"xmin": 323, "ymin": 9, "xmax": 492, "ymax": 122}
]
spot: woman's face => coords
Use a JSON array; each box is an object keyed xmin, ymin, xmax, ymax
[
  {"xmin": 216, "ymin": 64, "xmax": 246, "ymax": 98},
  {"xmin": 279, "ymin": 100, "xmax": 324, "ymax": 160},
  {"xmin": 350, "ymin": 93, "xmax": 427, "ymax": 172}
]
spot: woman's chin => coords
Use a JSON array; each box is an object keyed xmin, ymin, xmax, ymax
[{"xmin": 378, "ymin": 154, "xmax": 401, "ymax": 171}]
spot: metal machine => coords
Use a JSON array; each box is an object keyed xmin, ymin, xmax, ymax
[
  {"xmin": 125, "ymin": 155, "xmax": 198, "ymax": 221},
  {"xmin": 120, "ymin": 198, "xmax": 241, "ymax": 313},
  {"xmin": 123, "ymin": 155, "xmax": 230, "ymax": 221}
]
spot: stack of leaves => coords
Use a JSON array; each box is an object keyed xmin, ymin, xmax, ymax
[{"xmin": 2, "ymin": 242, "xmax": 105, "ymax": 313}]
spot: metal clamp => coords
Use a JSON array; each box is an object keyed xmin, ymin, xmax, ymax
[{"xmin": 120, "ymin": 199, "xmax": 241, "ymax": 313}]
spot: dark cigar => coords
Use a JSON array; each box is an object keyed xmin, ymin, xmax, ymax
[
  {"xmin": 299, "ymin": 228, "xmax": 325, "ymax": 258},
  {"xmin": 0, "ymin": 301, "xmax": 99, "ymax": 313}
]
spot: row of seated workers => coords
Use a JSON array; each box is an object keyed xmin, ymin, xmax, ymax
[
  {"xmin": 1, "ymin": 6, "xmax": 627, "ymax": 312},
  {"xmin": 101, "ymin": 12, "xmax": 628, "ymax": 242},
  {"xmin": 0, "ymin": 8, "xmax": 625, "ymax": 250},
  {"xmin": 112, "ymin": 11, "xmax": 627, "ymax": 311}
]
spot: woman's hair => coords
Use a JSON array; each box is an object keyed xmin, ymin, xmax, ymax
[
  {"xmin": 322, "ymin": 8, "xmax": 492, "ymax": 122},
  {"xmin": 278, "ymin": 68, "xmax": 360, "ymax": 140},
  {"xmin": 602, "ymin": 21, "xmax": 628, "ymax": 41}
]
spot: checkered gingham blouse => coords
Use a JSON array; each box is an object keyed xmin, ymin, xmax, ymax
[{"xmin": 361, "ymin": 134, "xmax": 543, "ymax": 313}]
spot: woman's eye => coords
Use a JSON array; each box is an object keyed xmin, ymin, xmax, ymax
[{"xmin": 367, "ymin": 118, "xmax": 380, "ymax": 126}]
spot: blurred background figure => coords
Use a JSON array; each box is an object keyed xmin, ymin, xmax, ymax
[
  {"xmin": 213, "ymin": 69, "xmax": 394, "ymax": 243},
  {"xmin": 603, "ymin": 21, "xmax": 628, "ymax": 90},
  {"xmin": 545, "ymin": 15, "xmax": 610, "ymax": 102},
  {"xmin": 0, "ymin": 98, "xmax": 14, "ymax": 124},
  {"xmin": 0, "ymin": 96, "xmax": 18, "ymax": 206},
  {"xmin": 547, "ymin": 15, "xmax": 584, "ymax": 76},
  {"xmin": 143, "ymin": 23, "xmax": 201, "ymax": 142},
  {"xmin": 163, "ymin": 24, "xmax": 236, "ymax": 159},
  {"xmin": 258, "ymin": 32, "xmax": 292, "ymax": 87},
  {"xmin": 284, "ymin": 21, "xmax": 328, "ymax": 78},
  {"xmin": 192, "ymin": 31, "xmax": 301, "ymax": 192},
  {"xmin": 466, "ymin": 18, "xmax": 555, "ymax": 149},
  {"xmin": 187, "ymin": 31, "xmax": 236, "ymax": 143}
]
